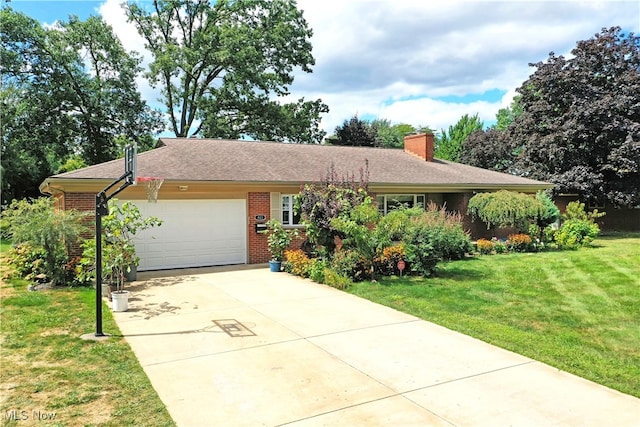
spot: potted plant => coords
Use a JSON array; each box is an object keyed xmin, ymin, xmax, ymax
[
  {"xmin": 78, "ymin": 200, "xmax": 161, "ymax": 311},
  {"xmin": 104, "ymin": 241, "xmax": 136, "ymax": 311},
  {"xmin": 261, "ymin": 219, "xmax": 297, "ymax": 272}
]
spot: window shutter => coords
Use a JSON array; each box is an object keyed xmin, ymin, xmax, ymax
[{"xmin": 270, "ymin": 192, "xmax": 281, "ymax": 222}]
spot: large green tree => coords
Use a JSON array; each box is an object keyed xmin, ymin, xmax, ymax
[
  {"xmin": 460, "ymin": 97, "xmax": 523, "ymax": 171},
  {"xmin": 493, "ymin": 96, "xmax": 523, "ymax": 131},
  {"xmin": 461, "ymin": 27, "xmax": 640, "ymax": 207},
  {"xmin": 1, "ymin": 9, "xmax": 163, "ymax": 203},
  {"xmin": 331, "ymin": 115, "xmax": 378, "ymax": 146},
  {"xmin": 372, "ymin": 119, "xmax": 416, "ymax": 148},
  {"xmin": 330, "ymin": 116, "xmax": 422, "ymax": 147},
  {"xmin": 125, "ymin": 0, "xmax": 327, "ymax": 142},
  {"xmin": 514, "ymin": 27, "xmax": 640, "ymax": 206},
  {"xmin": 435, "ymin": 113, "xmax": 483, "ymax": 161},
  {"xmin": 460, "ymin": 128, "xmax": 514, "ymax": 172}
]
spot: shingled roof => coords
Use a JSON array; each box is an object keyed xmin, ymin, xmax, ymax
[{"xmin": 44, "ymin": 138, "xmax": 551, "ymax": 191}]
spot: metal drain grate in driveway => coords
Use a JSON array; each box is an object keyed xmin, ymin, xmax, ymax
[{"xmin": 212, "ymin": 319, "xmax": 256, "ymax": 337}]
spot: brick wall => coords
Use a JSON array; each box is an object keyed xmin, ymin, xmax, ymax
[
  {"xmin": 247, "ymin": 192, "xmax": 310, "ymax": 264},
  {"xmin": 62, "ymin": 193, "xmax": 95, "ymax": 258},
  {"xmin": 555, "ymin": 195, "xmax": 640, "ymax": 232},
  {"xmin": 63, "ymin": 192, "xmax": 95, "ymax": 213},
  {"xmin": 248, "ymin": 192, "xmax": 271, "ymax": 263}
]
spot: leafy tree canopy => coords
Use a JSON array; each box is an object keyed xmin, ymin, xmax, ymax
[
  {"xmin": 1, "ymin": 8, "xmax": 163, "ymax": 203},
  {"xmin": 125, "ymin": 0, "xmax": 328, "ymax": 142},
  {"xmin": 462, "ymin": 27, "xmax": 640, "ymax": 207},
  {"xmin": 435, "ymin": 113, "xmax": 483, "ymax": 161},
  {"xmin": 492, "ymin": 95, "xmax": 523, "ymax": 131},
  {"xmin": 329, "ymin": 115, "xmax": 426, "ymax": 148},
  {"xmin": 467, "ymin": 190, "xmax": 546, "ymax": 232},
  {"xmin": 331, "ymin": 115, "xmax": 378, "ymax": 147}
]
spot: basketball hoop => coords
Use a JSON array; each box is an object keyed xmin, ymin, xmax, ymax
[{"xmin": 137, "ymin": 177, "xmax": 164, "ymax": 203}]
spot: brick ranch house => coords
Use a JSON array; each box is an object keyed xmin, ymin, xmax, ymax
[{"xmin": 39, "ymin": 134, "xmax": 552, "ymax": 271}]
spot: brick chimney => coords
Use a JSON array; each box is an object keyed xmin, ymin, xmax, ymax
[{"xmin": 404, "ymin": 133, "xmax": 435, "ymax": 161}]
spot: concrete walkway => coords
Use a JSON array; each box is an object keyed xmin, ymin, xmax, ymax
[{"xmin": 113, "ymin": 267, "xmax": 640, "ymax": 426}]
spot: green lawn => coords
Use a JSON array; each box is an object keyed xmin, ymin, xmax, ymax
[
  {"xmin": 0, "ymin": 242, "xmax": 175, "ymax": 426},
  {"xmin": 347, "ymin": 234, "xmax": 640, "ymax": 398}
]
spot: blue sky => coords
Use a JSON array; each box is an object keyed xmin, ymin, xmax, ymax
[
  {"xmin": 6, "ymin": 0, "xmax": 640, "ymax": 136},
  {"xmin": 7, "ymin": 0, "xmax": 97, "ymax": 22}
]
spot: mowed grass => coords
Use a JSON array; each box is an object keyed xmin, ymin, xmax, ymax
[
  {"xmin": 0, "ymin": 240, "xmax": 175, "ymax": 426},
  {"xmin": 347, "ymin": 234, "xmax": 640, "ymax": 398}
]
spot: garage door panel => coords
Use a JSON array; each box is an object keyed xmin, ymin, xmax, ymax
[{"xmin": 129, "ymin": 200, "xmax": 247, "ymax": 271}]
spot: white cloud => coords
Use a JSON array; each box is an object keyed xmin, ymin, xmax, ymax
[
  {"xmin": 292, "ymin": 0, "xmax": 639, "ymax": 136},
  {"xmin": 90, "ymin": 0, "xmax": 639, "ymax": 139},
  {"xmin": 98, "ymin": 0, "xmax": 164, "ymax": 108}
]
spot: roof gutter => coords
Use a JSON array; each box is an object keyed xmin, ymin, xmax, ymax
[{"xmin": 38, "ymin": 177, "xmax": 554, "ymax": 197}]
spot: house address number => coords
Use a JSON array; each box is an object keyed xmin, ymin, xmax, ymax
[{"xmin": 255, "ymin": 215, "xmax": 266, "ymax": 221}]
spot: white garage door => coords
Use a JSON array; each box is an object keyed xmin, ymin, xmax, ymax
[{"xmin": 131, "ymin": 200, "xmax": 247, "ymax": 271}]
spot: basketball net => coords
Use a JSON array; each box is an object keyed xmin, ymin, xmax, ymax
[{"xmin": 137, "ymin": 177, "xmax": 164, "ymax": 203}]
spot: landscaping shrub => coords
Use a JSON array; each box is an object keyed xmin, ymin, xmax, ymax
[
  {"xmin": 3, "ymin": 197, "xmax": 88, "ymax": 286},
  {"xmin": 374, "ymin": 243, "xmax": 406, "ymax": 275},
  {"xmin": 8, "ymin": 243, "xmax": 48, "ymax": 282},
  {"xmin": 402, "ymin": 221, "xmax": 438, "ymax": 276},
  {"xmin": 296, "ymin": 163, "xmax": 370, "ymax": 254},
  {"xmin": 476, "ymin": 238, "xmax": 494, "ymax": 255},
  {"xmin": 284, "ymin": 249, "xmax": 313, "ymax": 277},
  {"xmin": 308, "ymin": 259, "xmax": 327, "ymax": 283},
  {"xmin": 467, "ymin": 190, "xmax": 546, "ymax": 232},
  {"xmin": 506, "ymin": 233, "xmax": 534, "ymax": 252},
  {"xmin": 376, "ymin": 204, "xmax": 471, "ymax": 275},
  {"xmin": 536, "ymin": 191, "xmax": 560, "ymax": 227},
  {"xmin": 330, "ymin": 199, "xmax": 380, "ymax": 260},
  {"xmin": 554, "ymin": 201, "xmax": 604, "ymax": 248},
  {"xmin": 295, "ymin": 180, "xmax": 471, "ymax": 281},
  {"xmin": 374, "ymin": 208, "xmax": 413, "ymax": 248},
  {"xmin": 555, "ymin": 220, "xmax": 600, "ymax": 248},
  {"xmin": 330, "ymin": 249, "xmax": 372, "ymax": 282},
  {"xmin": 322, "ymin": 268, "xmax": 352, "ymax": 289},
  {"xmin": 416, "ymin": 203, "xmax": 472, "ymax": 261},
  {"xmin": 493, "ymin": 238, "xmax": 508, "ymax": 254}
]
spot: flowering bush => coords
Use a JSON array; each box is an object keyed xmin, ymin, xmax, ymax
[
  {"xmin": 507, "ymin": 234, "xmax": 533, "ymax": 252},
  {"xmin": 374, "ymin": 243, "xmax": 406, "ymax": 275},
  {"xmin": 476, "ymin": 238, "xmax": 494, "ymax": 255},
  {"xmin": 284, "ymin": 249, "xmax": 313, "ymax": 277}
]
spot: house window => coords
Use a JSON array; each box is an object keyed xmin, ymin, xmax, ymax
[
  {"xmin": 376, "ymin": 194, "xmax": 426, "ymax": 215},
  {"xmin": 281, "ymin": 195, "xmax": 301, "ymax": 225}
]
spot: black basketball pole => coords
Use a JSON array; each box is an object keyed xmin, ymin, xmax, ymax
[
  {"xmin": 95, "ymin": 194, "xmax": 105, "ymax": 336},
  {"xmin": 94, "ymin": 172, "xmax": 134, "ymax": 337}
]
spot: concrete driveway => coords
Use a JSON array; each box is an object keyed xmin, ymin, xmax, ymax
[{"xmin": 113, "ymin": 267, "xmax": 640, "ymax": 426}]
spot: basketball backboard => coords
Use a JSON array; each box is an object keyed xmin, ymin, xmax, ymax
[{"xmin": 124, "ymin": 144, "xmax": 137, "ymax": 185}]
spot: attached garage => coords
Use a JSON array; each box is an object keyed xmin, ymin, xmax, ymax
[{"xmin": 132, "ymin": 199, "xmax": 247, "ymax": 271}]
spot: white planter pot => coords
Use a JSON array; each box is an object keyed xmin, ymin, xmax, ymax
[{"xmin": 112, "ymin": 291, "xmax": 130, "ymax": 312}]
